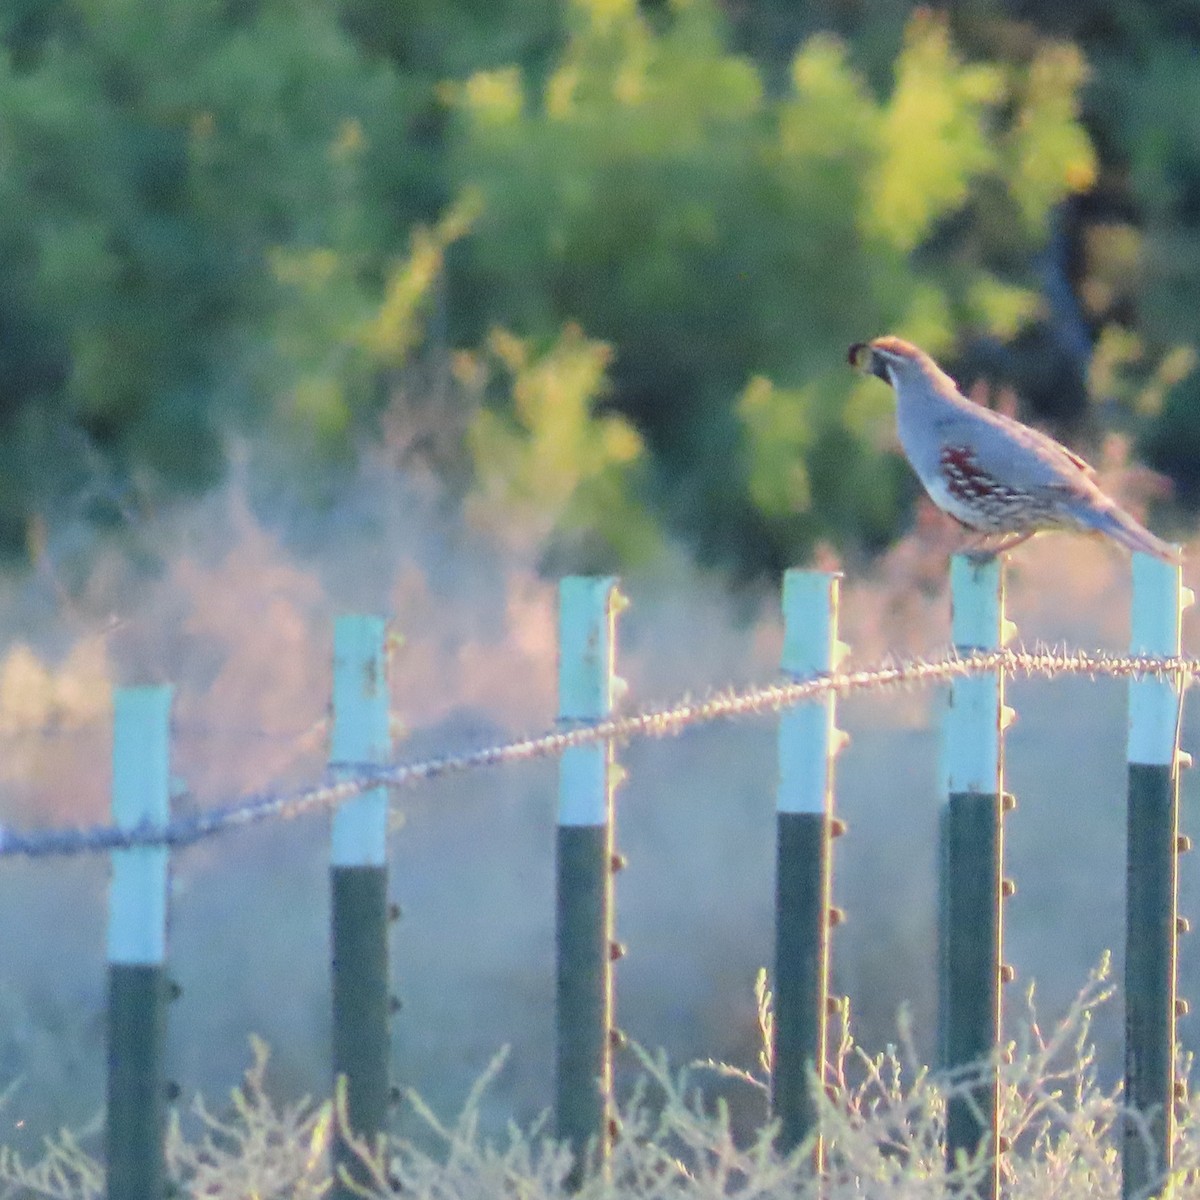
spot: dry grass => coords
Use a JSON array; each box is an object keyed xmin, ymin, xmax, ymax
[{"xmin": 3, "ymin": 960, "xmax": 1198, "ymax": 1199}]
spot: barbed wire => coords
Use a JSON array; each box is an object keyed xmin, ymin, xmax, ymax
[{"xmin": 0, "ymin": 644, "xmax": 1194, "ymax": 860}]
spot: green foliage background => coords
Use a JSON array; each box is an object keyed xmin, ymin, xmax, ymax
[{"xmin": 1, "ymin": 0, "xmax": 1197, "ymax": 580}]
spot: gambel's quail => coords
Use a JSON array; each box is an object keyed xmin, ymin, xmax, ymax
[{"xmin": 849, "ymin": 336, "xmax": 1180, "ymax": 562}]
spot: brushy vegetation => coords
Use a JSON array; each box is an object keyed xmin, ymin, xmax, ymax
[{"xmin": 3, "ymin": 959, "xmax": 1199, "ymax": 1198}]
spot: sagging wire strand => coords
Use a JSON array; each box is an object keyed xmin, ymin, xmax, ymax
[{"xmin": 0, "ymin": 644, "xmax": 1193, "ymax": 859}]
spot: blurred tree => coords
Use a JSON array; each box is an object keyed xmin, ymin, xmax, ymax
[
  {"xmin": 461, "ymin": 324, "xmax": 663, "ymax": 568},
  {"xmin": 445, "ymin": 0, "xmax": 1095, "ymax": 573},
  {"xmin": 774, "ymin": 0, "xmax": 1200, "ymax": 520},
  {"xmin": 7, "ymin": 0, "xmax": 1193, "ymax": 586},
  {"xmin": 0, "ymin": 0, "xmax": 428, "ymax": 572},
  {"xmin": 337, "ymin": 0, "xmax": 564, "ymax": 79}
]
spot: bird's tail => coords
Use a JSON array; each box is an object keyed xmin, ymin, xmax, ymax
[{"xmin": 1080, "ymin": 502, "xmax": 1182, "ymax": 563}]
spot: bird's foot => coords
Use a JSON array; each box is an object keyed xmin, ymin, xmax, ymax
[{"xmin": 960, "ymin": 531, "xmax": 1034, "ymax": 564}]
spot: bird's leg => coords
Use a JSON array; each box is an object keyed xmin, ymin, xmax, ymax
[
  {"xmin": 990, "ymin": 530, "xmax": 1035, "ymax": 556},
  {"xmin": 961, "ymin": 530, "xmax": 1034, "ymax": 564}
]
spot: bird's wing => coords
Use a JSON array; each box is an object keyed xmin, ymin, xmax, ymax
[
  {"xmin": 932, "ymin": 404, "xmax": 1096, "ymax": 498},
  {"xmin": 1015, "ymin": 421, "xmax": 1097, "ymax": 479}
]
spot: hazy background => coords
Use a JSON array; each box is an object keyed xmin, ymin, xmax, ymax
[{"xmin": 3, "ymin": 0, "xmax": 1200, "ymax": 1153}]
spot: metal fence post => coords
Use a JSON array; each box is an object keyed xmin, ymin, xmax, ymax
[
  {"xmin": 773, "ymin": 569, "xmax": 848, "ymax": 1161},
  {"xmin": 556, "ymin": 576, "xmax": 623, "ymax": 1186},
  {"xmin": 106, "ymin": 686, "xmax": 172, "ymax": 1200},
  {"xmin": 1124, "ymin": 551, "xmax": 1190, "ymax": 1200},
  {"xmin": 939, "ymin": 555, "xmax": 1013, "ymax": 1198},
  {"xmin": 330, "ymin": 616, "xmax": 393, "ymax": 1199}
]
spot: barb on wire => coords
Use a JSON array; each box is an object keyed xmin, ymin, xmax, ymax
[{"xmin": 0, "ymin": 645, "xmax": 1193, "ymax": 860}]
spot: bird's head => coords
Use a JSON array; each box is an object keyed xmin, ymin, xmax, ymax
[{"xmin": 847, "ymin": 336, "xmax": 931, "ymax": 388}]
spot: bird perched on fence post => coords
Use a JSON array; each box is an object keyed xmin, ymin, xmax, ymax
[{"xmin": 848, "ymin": 336, "xmax": 1181, "ymax": 563}]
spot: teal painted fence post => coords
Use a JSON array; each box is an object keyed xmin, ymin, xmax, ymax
[
  {"xmin": 330, "ymin": 616, "xmax": 393, "ymax": 1199},
  {"xmin": 773, "ymin": 570, "xmax": 848, "ymax": 1162},
  {"xmin": 938, "ymin": 555, "xmax": 1013, "ymax": 1198},
  {"xmin": 555, "ymin": 577, "xmax": 624, "ymax": 1187},
  {"xmin": 106, "ymin": 686, "xmax": 172, "ymax": 1200},
  {"xmin": 1124, "ymin": 551, "xmax": 1190, "ymax": 1200}
]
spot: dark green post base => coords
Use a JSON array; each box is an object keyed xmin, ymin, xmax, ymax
[
  {"xmin": 556, "ymin": 822, "xmax": 613, "ymax": 1187},
  {"xmin": 107, "ymin": 963, "xmax": 168, "ymax": 1200},
  {"xmin": 772, "ymin": 810, "xmax": 832, "ymax": 1161},
  {"xmin": 1124, "ymin": 762, "xmax": 1179, "ymax": 1200},
  {"xmin": 332, "ymin": 865, "xmax": 390, "ymax": 1199},
  {"xmin": 939, "ymin": 792, "xmax": 1002, "ymax": 1199}
]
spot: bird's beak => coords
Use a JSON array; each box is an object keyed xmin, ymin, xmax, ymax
[{"xmin": 847, "ymin": 342, "xmax": 890, "ymax": 383}]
